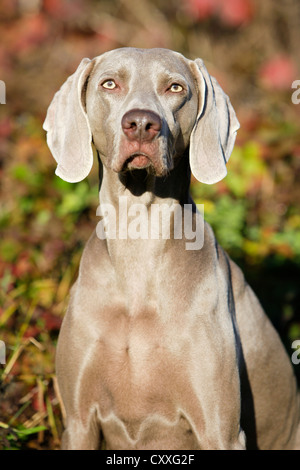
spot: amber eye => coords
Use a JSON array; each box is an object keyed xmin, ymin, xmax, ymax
[
  {"xmin": 169, "ymin": 83, "xmax": 183, "ymax": 93},
  {"xmin": 102, "ymin": 80, "xmax": 117, "ymax": 90}
]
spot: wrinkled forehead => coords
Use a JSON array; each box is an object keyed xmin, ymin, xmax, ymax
[{"xmin": 91, "ymin": 48, "xmax": 193, "ymax": 83}]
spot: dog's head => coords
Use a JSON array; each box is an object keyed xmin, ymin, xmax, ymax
[{"xmin": 43, "ymin": 47, "xmax": 239, "ymax": 185}]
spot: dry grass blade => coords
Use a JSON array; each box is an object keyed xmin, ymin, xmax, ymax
[
  {"xmin": 46, "ymin": 395, "xmax": 59, "ymax": 444},
  {"xmin": 37, "ymin": 377, "xmax": 45, "ymax": 443},
  {"xmin": 52, "ymin": 375, "xmax": 66, "ymax": 425},
  {"xmin": 1, "ymin": 337, "xmax": 44, "ymax": 381},
  {"xmin": 0, "ymin": 302, "xmax": 18, "ymax": 328},
  {"xmin": 23, "ymin": 411, "xmax": 47, "ymax": 429}
]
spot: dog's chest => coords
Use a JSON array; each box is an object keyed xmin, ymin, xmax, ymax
[
  {"xmin": 84, "ymin": 304, "xmax": 198, "ymax": 447},
  {"xmin": 96, "ymin": 304, "xmax": 189, "ymax": 396}
]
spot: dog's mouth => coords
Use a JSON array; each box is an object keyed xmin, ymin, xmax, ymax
[
  {"xmin": 113, "ymin": 138, "xmax": 168, "ymax": 176},
  {"xmin": 123, "ymin": 153, "xmax": 151, "ymax": 171}
]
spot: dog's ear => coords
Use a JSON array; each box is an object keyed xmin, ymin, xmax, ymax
[
  {"xmin": 189, "ymin": 58, "xmax": 239, "ymax": 184},
  {"xmin": 43, "ymin": 58, "xmax": 95, "ymax": 183}
]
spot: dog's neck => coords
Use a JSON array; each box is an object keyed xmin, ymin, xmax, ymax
[
  {"xmin": 96, "ymin": 151, "xmax": 201, "ymax": 309},
  {"xmin": 98, "ymin": 150, "xmax": 192, "ymax": 208}
]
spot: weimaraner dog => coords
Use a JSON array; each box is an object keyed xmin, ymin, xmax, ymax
[{"xmin": 43, "ymin": 47, "xmax": 300, "ymax": 450}]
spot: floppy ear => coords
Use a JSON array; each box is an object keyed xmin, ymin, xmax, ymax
[
  {"xmin": 43, "ymin": 58, "xmax": 95, "ymax": 183},
  {"xmin": 189, "ymin": 58, "xmax": 240, "ymax": 184}
]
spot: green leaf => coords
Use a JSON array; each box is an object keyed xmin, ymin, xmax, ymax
[
  {"xmin": 15, "ymin": 425, "xmax": 47, "ymax": 437},
  {"xmin": 204, "ymin": 195, "xmax": 247, "ymax": 254}
]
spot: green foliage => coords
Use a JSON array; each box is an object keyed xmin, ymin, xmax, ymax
[
  {"xmin": 226, "ymin": 142, "xmax": 267, "ymax": 198},
  {"xmin": 0, "ymin": 423, "xmax": 47, "ymax": 450},
  {"xmin": 56, "ymin": 181, "xmax": 96, "ymax": 216},
  {"xmin": 204, "ymin": 195, "xmax": 247, "ymax": 255},
  {"xmin": 191, "ymin": 135, "xmax": 300, "ymax": 267}
]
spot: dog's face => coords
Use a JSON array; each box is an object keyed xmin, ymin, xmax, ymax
[
  {"xmin": 43, "ymin": 47, "xmax": 239, "ymax": 185},
  {"xmin": 86, "ymin": 48, "xmax": 198, "ymax": 177}
]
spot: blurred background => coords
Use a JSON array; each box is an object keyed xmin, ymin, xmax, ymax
[{"xmin": 0, "ymin": 0, "xmax": 300, "ymax": 449}]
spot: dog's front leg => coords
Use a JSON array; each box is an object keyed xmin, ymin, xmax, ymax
[{"xmin": 182, "ymin": 301, "xmax": 246, "ymax": 450}]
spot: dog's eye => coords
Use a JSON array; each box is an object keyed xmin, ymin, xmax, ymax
[
  {"xmin": 169, "ymin": 83, "xmax": 183, "ymax": 93},
  {"xmin": 102, "ymin": 80, "xmax": 117, "ymax": 90}
]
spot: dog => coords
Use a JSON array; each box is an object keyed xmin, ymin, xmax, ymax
[{"xmin": 43, "ymin": 47, "xmax": 300, "ymax": 450}]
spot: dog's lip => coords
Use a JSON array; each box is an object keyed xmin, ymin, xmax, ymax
[{"xmin": 123, "ymin": 152, "xmax": 151, "ymax": 170}]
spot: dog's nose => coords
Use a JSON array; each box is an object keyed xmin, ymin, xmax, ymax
[{"xmin": 121, "ymin": 109, "xmax": 162, "ymax": 142}]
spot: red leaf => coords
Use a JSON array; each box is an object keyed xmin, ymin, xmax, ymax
[
  {"xmin": 12, "ymin": 13, "xmax": 50, "ymax": 53},
  {"xmin": 218, "ymin": 0, "xmax": 255, "ymax": 27},
  {"xmin": 43, "ymin": 0, "xmax": 64, "ymax": 16},
  {"xmin": 185, "ymin": 0, "xmax": 255, "ymax": 25},
  {"xmin": 293, "ymin": 145, "xmax": 300, "ymax": 158},
  {"xmin": 23, "ymin": 325, "xmax": 42, "ymax": 339},
  {"xmin": 32, "ymin": 393, "xmax": 46, "ymax": 413},
  {"xmin": 12, "ymin": 253, "xmax": 33, "ymax": 278},
  {"xmin": 259, "ymin": 55, "xmax": 297, "ymax": 91},
  {"xmin": 43, "ymin": 0, "xmax": 84, "ymax": 20},
  {"xmin": 0, "ymin": 117, "xmax": 13, "ymax": 141},
  {"xmin": 40, "ymin": 312, "xmax": 62, "ymax": 332},
  {"xmin": 185, "ymin": 0, "xmax": 218, "ymax": 20}
]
